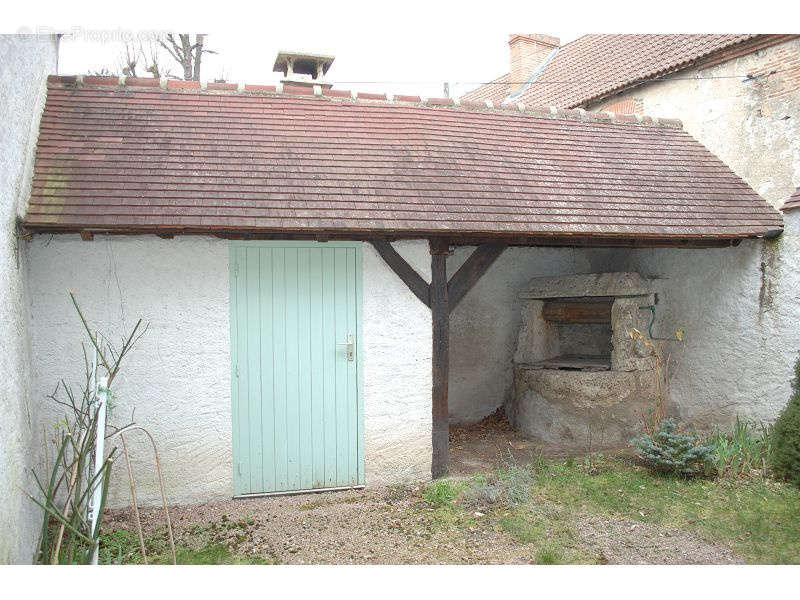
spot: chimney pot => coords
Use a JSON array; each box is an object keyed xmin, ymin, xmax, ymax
[{"xmin": 273, "ymin": 51, "xmax": 335, "ymax": 89}]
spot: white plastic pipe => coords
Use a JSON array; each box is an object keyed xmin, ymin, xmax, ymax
[{"xmin": 90, "ymin": 375, "xmax": 108, "ymax": 565}]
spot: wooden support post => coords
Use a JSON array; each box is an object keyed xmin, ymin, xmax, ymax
[
  {"xmin": 429, "ymin": 239, "xmax": 450, "ymax": 479},
  {"xmin": 368, "ymin": 238, "xmax": 506, "ymax": 479}
]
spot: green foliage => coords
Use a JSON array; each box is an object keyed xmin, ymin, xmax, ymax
[
  {"xmin": 535, "ymin": 547, "xmax": 563, "ymax": 565},
  {"xmin": 422, "ymin": 480, "xmax": 462, "ymax": 507},
  {"xmin": 706, "ymin": 418, "xmax": 772, "ymax": 478},
  {"xmin": 771, "ymin": 357, "xmax": 800, "ymax": 487},
  {"xmin": 98, "ymin": 526, "xmax": 271, "ymax": 564},
  {"xmin": 632, "ymin": 419, "xmax": 712, "ymax": 477}
]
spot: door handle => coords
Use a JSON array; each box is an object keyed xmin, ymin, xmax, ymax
[{"xmin": 336, "ymin": 334, "xmax": 355, "ymax": 362}]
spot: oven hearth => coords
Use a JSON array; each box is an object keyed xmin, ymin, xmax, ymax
[{"xmin": 510, "ymin": 272, "xmax": 660, "ymax": 452}]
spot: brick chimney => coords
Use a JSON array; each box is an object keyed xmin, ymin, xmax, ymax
[{"xmin": 509, "ymin": 34, "xmax": 560, "ymax": 93}]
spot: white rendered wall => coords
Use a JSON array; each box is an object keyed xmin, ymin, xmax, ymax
[
  {"xmin": 620, "ymin": 222, "xmax": 800, "ymax": 427},
  {"xmin": 0, "ymin": 34, "xmax": 59, "ymax": 564},
  {"xmin": 26, "ymin": 236, "xmax": 432, "ymax": 507},
  {"xmin": 591, "ymin": 38, "xmax": 800, "ymax": 209}
]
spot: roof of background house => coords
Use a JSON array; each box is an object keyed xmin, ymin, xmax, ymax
[
  {"xmin": 462, "ymin": 34, "xmax": 796, "ymax": 109},
  {"xmin": 783, "ymin": 188, "xmax": 800, "ymax": 212},
  {"xmin": 25, "ymin": 76, "xmax": 782, "ymax": 243}
]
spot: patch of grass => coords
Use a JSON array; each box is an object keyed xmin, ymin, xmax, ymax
[
  {"xmin": 422, "ymin": 480, "xmax": 462, "ymax": 507},
  {"xmin": 99, "ymin": 515, "xmax": 274, "ymax": 564},
  {"xmin": 172, "ymin": 544, "xmax": 272, "ymax": 565},
  {"xmin": 535, "ymin": 547, "xmax": 563, "ymax": 565},
  {"xmin": 497, "ymin": 505, "xmax": 589, "ymax": 564},
  {"xmin": 531, "ymin": 457, "xmax": 800, "ymax": 564}
]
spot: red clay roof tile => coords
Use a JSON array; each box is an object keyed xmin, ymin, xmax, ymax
[
  {"xmin": 463, "ymin": 34, "xmax": 795, "ymax": 109},
  {"xmin": 783, "ymin": 188, "xmax": 800, "ymax": 212},
  {"xmin": 25, "ymin": 77, "xmax": 782, "ymax": 241}
]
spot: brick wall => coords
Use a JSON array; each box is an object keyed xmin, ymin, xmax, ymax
[
  {"xmin": 747, "ymin": 43, "xmax": 800, "ymax": 101},
  {"xmin": 509, "ymin": 34, "xmax": 559, "ymax": 93},
  {"xmin": 597, "ymin": 96, "xmax": 643, "ymax": 115}
]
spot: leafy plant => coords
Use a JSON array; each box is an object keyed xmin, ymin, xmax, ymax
[
  {"xmin": 771, "ymin": 357, "xmax": 800, "ymax": 487},
  {"xmin": 631, "ymin": 418, "xmax": 712, "ymax": 477},
  {"xmin": 705, "ymin": 418, "xmax": 772, "ymax": 478}
]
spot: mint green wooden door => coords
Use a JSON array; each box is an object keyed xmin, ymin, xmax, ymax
[{"xmin": 229, "ymin": 242, "xmax": 364, "ymax": 496}]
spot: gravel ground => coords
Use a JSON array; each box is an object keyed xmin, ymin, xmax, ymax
[{"xmin": 105, "ymin": 484, "xmax": 741, "ymax": 565}]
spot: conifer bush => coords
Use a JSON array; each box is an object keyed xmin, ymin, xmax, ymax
[
  {"xmin": 770, "ymin": 357, "xmax": 800, "ymax": 487},
  {"xmin": 632, "ymin": 418, "xmax": 712, "ymax": 477}
]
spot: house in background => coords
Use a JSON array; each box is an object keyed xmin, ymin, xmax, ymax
[{"xmin": 463, "ymin": 34, "xmax": 799, "ymax": 207}]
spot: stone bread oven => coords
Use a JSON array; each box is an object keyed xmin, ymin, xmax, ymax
[{"xmin": 510, "ymin": 272, "xmax": 659, "ymax": 452}]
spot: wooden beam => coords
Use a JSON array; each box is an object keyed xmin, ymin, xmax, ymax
[
  {"xmin": 429, "ymin": 238, "xmax": 450, "ymax": 479},
  {"xmin": 369, "ymin": 240, "xmax": 431, "ymax": 308},
  {"xmin": 542, "ymin": 299, "xmax": 613, "ymax": 324},
  {"xmin": 447, "ymin": 244, "xmax": 506, "ymax": 313}
]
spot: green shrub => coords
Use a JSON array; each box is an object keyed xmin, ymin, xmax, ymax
[
  {"xmin": 632, "ymin": 418, "xmax": 712, "ymax": 477},
  {"xmin": 771, "ymin": 357, "xmax": 800, "ymax": 487}
]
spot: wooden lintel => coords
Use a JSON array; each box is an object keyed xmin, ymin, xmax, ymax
[
  {"xmin": 369, "ymin": 240, "xmax": 431, "ymax": 308},
  {"xmin": 79, "ymin": 231, "xmax": 94, "ymax": 241},
  {"xmin": 429, "ymin": 239, "xmax": 449, "ymax": 479},
  {"xmin": 447, "ymin": 244, "xmax": 506, "ymax": 313}
]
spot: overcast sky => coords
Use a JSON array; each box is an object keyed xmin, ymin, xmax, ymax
[
  {"xmin": 11, "ymin": 2, "xmax": 788, "ymax": 99},
  {"xmin": 56, "ymin": 29, "xmax": 584, "ymax": 99}
]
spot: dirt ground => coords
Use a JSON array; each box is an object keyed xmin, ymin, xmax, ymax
[
  {"xmin": 106, "ymin": 484, "xmax": 738, "ymax": 565},
  {"xmin": 105, "ymin": 414, "xmax": 740, "ymax": 565}
]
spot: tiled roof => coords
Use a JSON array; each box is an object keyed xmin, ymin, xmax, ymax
[
  {"xmin": 460, "ymin": 73, "xmax": 510, "ymax": 106},
  {"xmin": 26, "ymin": 76, "xmax": 782, "ymax": 242},
  {"xmin": 783, "ymin": 188, "xmax": 800, "ymax": 212},
  {"xmin": 465, "ymin": 34, "xmax": 794, "ymax": 109}
]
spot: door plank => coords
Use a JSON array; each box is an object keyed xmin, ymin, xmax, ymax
[
  {"xmin": 272, "ymin": 248, "xmax": 288, "ymax": 491},
  {"xmin": 346, "ymin": 247, "xmax": 359, "ymax": 486},
  {"xmin": 297, "ymin": 248, "xmax": 314, "ymax": 490},
  {"xmin": 285, "ymin": 248, "xmax": 301, "ymax": 491},
  {"xmin": 309, "ymin": 249, "xmax": 326, "ymax": 488},
  {"xmin": 334, "ymin": 247, "xmax": 349, "ymax": 486},
  {"xmin": 258, "ymin": 249, "xmax": 276, "ymax": 491},
  {"xmin": 321, "ymin": 249, "xmax": 338, "ymax": 487},
  {"xmin": 246, "ymin": 247, "xmax": 263, "ymax": 493}
]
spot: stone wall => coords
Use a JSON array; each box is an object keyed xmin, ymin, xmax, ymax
[
  {"xmin": 26, "ymin": 236, "xmax": 432, "ymax": 507},
  {"xmin": 0, "ymin": 34, "xmax": 59, "ymax": 564}
]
